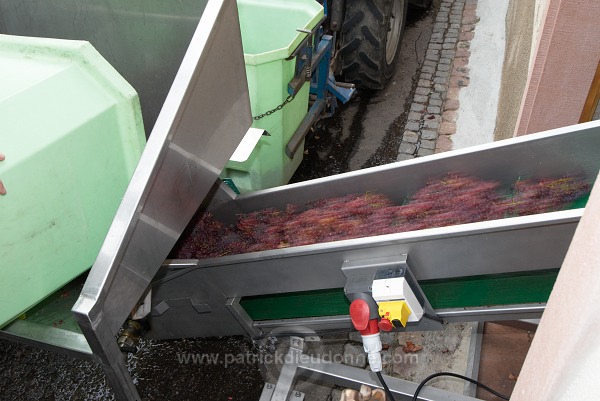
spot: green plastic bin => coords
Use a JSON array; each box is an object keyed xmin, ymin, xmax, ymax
[
  {"xmin": 221, "ymin": 0, "xmax": 324, "ymax": 194},
  {"xmin": 0, "ymin": 35, "xmax": 146, "ymax": 327}
]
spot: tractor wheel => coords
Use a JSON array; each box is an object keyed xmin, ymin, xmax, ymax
[{"xmin": 340, "ymin": 0, "xmax": 408, "ymax": 90}]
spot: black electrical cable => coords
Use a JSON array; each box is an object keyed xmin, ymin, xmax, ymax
[
  {"xmin": 411, "ymin": 372, "xmax": 510, "ymax": 401},
  {"xmin": 376, "ymin": 371, "xmax": 396, "ymax": 401}
]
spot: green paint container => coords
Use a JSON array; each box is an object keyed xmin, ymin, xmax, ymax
[
  {"xmin": 221, "ymin": 0, "xmax": 324, "ymax": 193},
  {"xmin": 0, "ymin": 35, "xmax": 146, "ymax": 327}
]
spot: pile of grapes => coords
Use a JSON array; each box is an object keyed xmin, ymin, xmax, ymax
[{"xmin": 172, "ymin": 174, "xmax": 589, "ymax": 259}]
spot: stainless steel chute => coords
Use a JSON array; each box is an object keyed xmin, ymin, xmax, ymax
[
  {"xmin": 66, "ymin": 0, "xmax": 251, "ymax": 399},
  {"xmin": 146, "ymin": 121, "xmax": 600, "ymax": 341}
]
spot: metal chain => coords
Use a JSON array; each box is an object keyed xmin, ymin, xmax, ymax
[{"xmin": 253, "ymin": 95, "xmax": 295, "ymax": 121}]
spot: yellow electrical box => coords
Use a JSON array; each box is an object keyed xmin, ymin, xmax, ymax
[{"xmin": 378, "ymin": 300, "xmax": 411, "ymax": 328}]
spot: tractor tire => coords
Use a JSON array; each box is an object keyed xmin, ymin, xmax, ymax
[{"xmin": 340, "ymin": 0, "xmax": 408, "ymax": 90}]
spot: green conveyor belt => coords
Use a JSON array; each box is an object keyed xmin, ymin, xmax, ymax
[{"xmin": 240, "ymin": 269, "xmax": 559, "ymax": 321}]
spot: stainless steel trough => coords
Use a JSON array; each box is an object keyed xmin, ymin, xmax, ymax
[{"xmin": 146, "ymin": 121, "xmax": 600, "ymax": 340}]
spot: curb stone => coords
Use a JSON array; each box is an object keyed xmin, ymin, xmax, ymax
[{"xmin": 396, "ymin": 0, "xmax": 478, "ymax": 161}]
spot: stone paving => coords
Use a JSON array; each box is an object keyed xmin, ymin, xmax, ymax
[{"xmin": 397, "ymin": 0, "xmax": 478, "ymax": 160}]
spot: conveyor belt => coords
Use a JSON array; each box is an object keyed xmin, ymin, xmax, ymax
[
  {"xmin": 147, "ymin": 122, "xmax": 600, "ymax": 340},
  {"xmin": 238, "ymin": 195, "xmax": 589, "ymax": 320},
  {"xmin": 240, "ymin": 269, "xmax": 559, "ymax": 320}
]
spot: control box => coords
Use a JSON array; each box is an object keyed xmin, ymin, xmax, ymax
[{"xmin": 371, "ymin": 267, "xmax": 424, "ymax": 330}]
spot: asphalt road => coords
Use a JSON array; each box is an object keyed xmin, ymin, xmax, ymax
[{"xmin": 0, "ymin": 4, "xmax": 437, "ymax": 401}]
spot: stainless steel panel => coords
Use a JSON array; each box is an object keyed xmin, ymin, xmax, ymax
[
  {"xmin": 0, "ymin": 0, "xmax": 208, "ymax": 134},
  {"xmin": 161, "ymin": 210, "xmax": 581, "ymax": 297},
  {"xmin": 146, "ymin": 275, "xmax": 247, "ymax": 339},
  {"xmin": 148, "ymin": 212, "xmax": 570, "ymax": 339},
  {"xmin": 0, "ymin": 320, "xmax": 93, "ymax": 361},
  {"xmin": 148, "ymin": 123, "xmax": 600, "ymax": 340},
  {"xmin": 73, "ymin": 0, "xmax": 250, "ymax": 337},
  {"xmin": 436, "ymin": 304, "xmax": 546, "ymax": 322},
  {"xmin": 67, "ymin": 0, "xmax": 250, "ymax": 398},
  {"xmin": 213, "ymin": 120, "xmax": 600, "ymax": 219}
]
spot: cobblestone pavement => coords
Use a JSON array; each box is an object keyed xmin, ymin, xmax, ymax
[{"xmin": 397, "ymin": 0, "xmax": 478, "ymax": 160}]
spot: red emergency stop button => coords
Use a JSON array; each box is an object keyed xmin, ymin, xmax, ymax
[{"xmin": 378, "ymin": 318, "xmax": 394, "ymax": 332}]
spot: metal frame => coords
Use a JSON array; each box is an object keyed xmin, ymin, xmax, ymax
[
  {"xmin": 226, "ymin": 297, "xmax": 265, "ymax": 338},
  {"xmin": 0, "ymin": 275, "xmax": 92, "ymax": 360},
  {"xmin": 147, "ymin": 207, "xmax": 578, "ymax": 340},
  {"xmin": 232, "ymin": 304, "xmax": 546, "ymax": 339},
  {"xmin": 286, "ymin": 33, "xmax": 356, "ymax": 158},
  {"xmin": 464, "ymin": 322, "xmax": 483, "ymax": 397},
  {"xmin": 341, "ymin": 254, "xmax": 445, "ymax": 331},
  {"xmin": 147, "ymin": 123, "xmax": 600, "ymax": 343},
  {"xmin": 437, "ymin": 304, "xmax": 546, "ymax": 322},
  {"xmin": 260, "ymin": 384, "xmax": 305, "ymax": 401},
  {"xmin": 3, "ymin": 122, "xmax": 595, "ymax": 399},
  {"xmin": 0, "ymin": 319, "xmax": 93, "ymax": 361},
  {"xmin": 265, "ymin": 337, "xmax": 482, "ymax": 401}
]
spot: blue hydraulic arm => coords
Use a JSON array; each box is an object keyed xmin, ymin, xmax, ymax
[{"xmin": 285, "ymin": 31, "xmax": 356, "ymax": 158}]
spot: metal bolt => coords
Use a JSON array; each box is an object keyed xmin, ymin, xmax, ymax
[
  {"xmin": 266, "ymin": 384, "xmax": 273, "ymax": 389},
  {"xmin": 295, "ymin": 392, "xmax": 302, "ymax": 397}
]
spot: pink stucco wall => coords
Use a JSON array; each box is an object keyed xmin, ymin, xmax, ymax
[{"xmin": 515, "ymin": 0, "xmax": 600, "ymax": 136}]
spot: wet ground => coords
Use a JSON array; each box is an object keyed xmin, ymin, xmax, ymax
[
  {"xmin": 292, "ymin": 5, "xmax": 434, "ymax": 181},
  {"xmin": 0, "ymin": 336, "xmax": 264, "ymax": 401},
  {"xmin": 0, "ymin": 4, "xmax": 437, "ymax": 401}
]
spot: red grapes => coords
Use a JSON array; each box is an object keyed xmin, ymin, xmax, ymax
[{"xmin": 171, "ymin": 174, "xmax": 590, "ymax": 259}]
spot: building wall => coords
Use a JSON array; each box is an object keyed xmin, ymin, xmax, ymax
[
  {"xmin": 493, "ymin": 0, "xmax": 548, "ymax": 140},
  {"xmin": 494, "ymin": 0, "xmax": 600, "ymax": 139},
  {"xmin": 492, "ymin": 0, "xmax": 534, "ymax": 140},
  {"xmin": 514, "ymin": 0, "xmax": 600, "ymax": 135},
  {"xmin": 512, "ymin": 124, "xmax": 600, "ymax": 400},
  {"xmin": 529, "ymin": 0, "xmax": 548, "ymax": 67}
]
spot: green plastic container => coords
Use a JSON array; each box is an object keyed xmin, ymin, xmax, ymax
[
  {"xmin": 221, "ymin": 0, "xmax": 324, "ymax": 194},
  {"xmin": 0, "ymin": 35, "xmax": 146, "ymax": 327}
]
